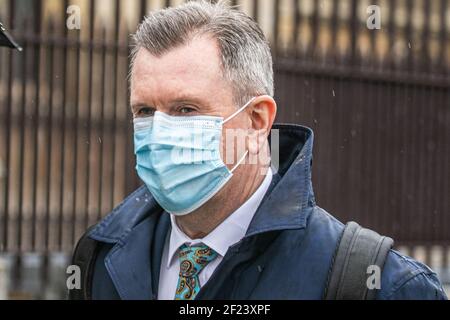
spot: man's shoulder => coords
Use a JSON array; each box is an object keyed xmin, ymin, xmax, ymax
[
  {"xmin": 379, "ymin": 250, "xmax": 447, "ymax": 300},
  {"xmin": 306, "ymin": 206, "xmax": 447, "ymax": 300},
  {"xmin": 306, "ymin": 206, "xmax": 345, "ymax": 242}
]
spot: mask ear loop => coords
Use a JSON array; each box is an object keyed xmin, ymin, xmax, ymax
[
  {"xmin": 230, "ymin": 150, "xmax": 249, "ymax": 173},
  {"xmin": 222, "ymin": 97, "xmax": 257, "ymax": 124},
  {"xmin": 224, "ymin": 96, "xmax": 255, "ymax": 173}
]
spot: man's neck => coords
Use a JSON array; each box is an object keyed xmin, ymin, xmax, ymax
[{"xmin": 175, "ymin": 165, "xmax": 270, "ymax": 239}]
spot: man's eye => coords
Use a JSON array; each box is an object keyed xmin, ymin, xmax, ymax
[
  {"xmin": 179, "ymin": 106, "xmax": 196, "ymax": 114},
  {"xmin": 137, "ymin": 107, "xmax": 154, "ymax": 117}
]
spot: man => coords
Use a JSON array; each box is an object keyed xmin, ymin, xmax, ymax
[{"xmin": 71, "ymin": 1, "xmax": 447, "ymax": 300}]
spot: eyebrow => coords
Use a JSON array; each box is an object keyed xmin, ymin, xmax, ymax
[
  {"xmin": 130, "ymin": 103, "xmax": 155, "ymax": 112},
  {"xmin": 131, "ymin": 95, "xmax": 212, "ymax": 111}
]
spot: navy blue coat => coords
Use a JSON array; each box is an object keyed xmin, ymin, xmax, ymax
[{"xmin": 86, "ymin": 124, "xmax": 447, "ymax": 300}]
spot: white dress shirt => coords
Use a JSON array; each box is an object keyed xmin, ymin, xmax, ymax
[{"xmin": 157, "ymin": 168, "xmax": 273, "ymax": 300}]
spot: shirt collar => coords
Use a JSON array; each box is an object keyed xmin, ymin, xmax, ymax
[{"xmin": 167, "ymin": 168, "xmax": 273, "ymax": 268}]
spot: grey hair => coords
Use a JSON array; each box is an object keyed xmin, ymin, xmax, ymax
[{"xmin": 131, "ymin": 0, "xmax": 274, "ymax": 106}]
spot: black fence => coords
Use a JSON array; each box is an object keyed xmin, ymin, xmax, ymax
[{"xmin": 0, "ymin": 0, "xmax": 449, "ymax": 274}]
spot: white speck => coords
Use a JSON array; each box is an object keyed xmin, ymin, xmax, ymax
[
  {"xmin": 332, "ymin": 90, "xmax": 336, "ymax": 97},
  {"xmin": 136, "ymin": 197, "xmax": 140, "ymax": 202},
  {"xmin": 98, "ymin": 137, "xmax": 102, "ymax": 144},
  {"xmin": 408, "ymin": 42, "xmax": 411, "ymax": 49}
]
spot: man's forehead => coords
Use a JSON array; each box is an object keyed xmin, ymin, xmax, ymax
[{"xmin": 131, "ymin": 35, "xmax": 223, "ymax": 82}]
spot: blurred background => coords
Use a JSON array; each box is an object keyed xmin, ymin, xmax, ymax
[{"xmin": 0, "ymin": 0, "xmax": 449, "ymax": 299}]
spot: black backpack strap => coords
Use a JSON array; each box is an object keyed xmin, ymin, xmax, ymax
[
  {"xmin": 324, "ymin": 221, "xmax": 394, "ymax": 300},
  {"xmin": 68, "ymin": 225, "xmax": 101, "ymax": 300}
]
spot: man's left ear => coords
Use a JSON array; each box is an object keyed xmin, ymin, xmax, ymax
[{"xmin": 247, "ymin": 95, "xmax": 277, "ymax": 155}]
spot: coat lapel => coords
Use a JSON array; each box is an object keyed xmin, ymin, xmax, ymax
[
  {"xmin": 101, "ymin": 209, "xmax": 170, "ymax": 300},
  {"xmin": 104, "ymin": 216, "xmax": 156, "ymax": 300}
]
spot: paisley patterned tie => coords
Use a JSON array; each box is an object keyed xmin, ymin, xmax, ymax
[{"xmin": 174, "ymin": 244, "xmax": 218, "ymax": 300}]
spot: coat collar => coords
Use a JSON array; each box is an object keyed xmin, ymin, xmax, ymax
[
  {"xmin": 88, "ymin": 124, "xmax": 315, "ymax": 300},
  {"xmin": 89, "ymin": 185, "xmax": 158, "ymax": 244},
  {"xmin": 246, "ymin": 124, "xmax": 315, "ymax": 236}
]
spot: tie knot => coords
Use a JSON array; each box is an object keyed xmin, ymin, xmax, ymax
[{"xmin": 178, "ymin": 244, "xmax": 218, "ymax": 278}]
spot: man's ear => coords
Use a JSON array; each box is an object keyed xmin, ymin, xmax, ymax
[{"xmin": 247, "ymin": 95, "xmax": 277, "ymax": 155}]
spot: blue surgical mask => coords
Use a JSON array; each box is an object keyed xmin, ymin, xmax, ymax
[{"xmin": 133, "ymin": 97, "xmax": 255, "ymax": 216}]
